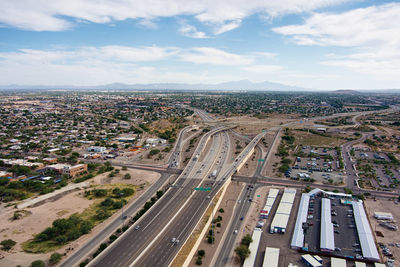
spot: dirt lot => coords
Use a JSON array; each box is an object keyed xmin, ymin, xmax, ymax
[
  {"xmin": 188, "ymin": 182, "xmax": 244, "ymax": 267},
  {"xmin": 365, "ymin": 199, "xmax": 400, "ymax": 266},
  {"xmin": 0, "ymin": 168, "xmax": 160, "ymax": 267}
]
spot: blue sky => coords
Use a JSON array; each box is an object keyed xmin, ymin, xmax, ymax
[{"xmin": 0, "ymin": 0, "xmax": 399, "ymax": 90}]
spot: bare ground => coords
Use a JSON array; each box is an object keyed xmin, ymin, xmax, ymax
[
  {"xmin": 0, "ymin": 168, "xmax": 160, "ymax": 267},
  {"xmin": 365, "ymin": 198, "xmax": 400, "ymax": 266}
]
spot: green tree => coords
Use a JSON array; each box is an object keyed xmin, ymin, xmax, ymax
[
  {"xmin": 0, "ymin": 239, "xmax": 16, "ymax": 250},
  {"xmin": 235, "ymin": 245, "xmax": 251, "ymax": 261},
  {"xmin": 55, "ymin": 235, "xmax": 68, "ymax": 244},
  {"xmin": 49, "ymin": 252, "xmax": 62, "ymax": 265},
  {"xmin": 198, "ymin": 250, "xmax": 205, "ymax": 257},
  {"xmin": 123, "ymin": 173, "xmax": 131, "ymax": 180},
  {"xmin": 241, "ymin": 234, "xmax": 253, "ymax": 246},
  {"xmin": 30, "ymin": 260, "xmax": 45, "ymax": 267}
]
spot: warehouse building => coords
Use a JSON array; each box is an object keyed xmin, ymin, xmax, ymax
[
  {"xmin": 374, "ymin": 212, "xmax": 393, "ymax": 221},
  {"xmin": 331, "ymin": 257, "xmax": 346, "ymax": 267},
  {"xmin": 270, "ymin": 188, "xmax": 296, "ymax": 233},
  {"xmin": 320, "ymin": 198, "xmax": 335, "ymax": 252},
  {"xmin": 260, "ymin": 188, "xmax": 279, "ymax": 219},
  {"xmin": 263, "ymin": 247, "xmax": 279, "ymax": 267},
  {"xmin": 301, "ymin": 254, "xmax": 322, "ymax": 267},
  {"xmin": 291, "ymin": 193, "xmax": 310, "ymax": 249},
  {"xmin": 352, "ymin": 201, "xmax": 380, "ymax": 262},
  {"xmin": 243, "ymin": 228, "xmax": 263, "ymax": 267}
]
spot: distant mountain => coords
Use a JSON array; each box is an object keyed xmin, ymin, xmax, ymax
[
  {"xmin": 331, "ymin": 89, "xmax": 361, "ymax": 94},
  {"xmin": 0, "ymin": 80, "xmax": 309, "ymax": 91}
]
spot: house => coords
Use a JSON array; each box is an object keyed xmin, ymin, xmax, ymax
[{"xmin": 87, "ymin": 146, "xmax": 107, "ymax": 153}]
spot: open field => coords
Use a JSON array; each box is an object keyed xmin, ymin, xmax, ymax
[{"xmin": 0, "ymin": 168, "xmax": 160, "ymax": 267}]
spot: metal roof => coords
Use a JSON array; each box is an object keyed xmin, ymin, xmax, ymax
[
  {"xmin": 263, "ymin": 247, "xmax": 280, "ymax": 267},
  {"xmin": 291, "ymin": 194, "xmax": 310, "ymax": 248},
  {"xmin": 243, "ymin": 228, "xmax": 263, "ymax": 267},
  {"xmin": 331, "ymin": 257, "xmax": 346, "ymax": 267},
  {"xmin": 320, "ymin": 198, "xmax": 335, "ymax": 251},
  {"xmin": 352, "ymin": 201, "xmax": 380, "ymax": 261}
]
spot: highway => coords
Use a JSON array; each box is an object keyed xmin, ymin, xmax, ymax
[
  {"xmin": 89, "ymin": 126, "xmax": 229, "ymax": 267},
  {"xmin": 59, "ymin": 172, "xmax": 173, "ymax": 267}
]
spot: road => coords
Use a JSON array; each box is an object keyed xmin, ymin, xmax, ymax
[
  {"xmin": 59, "ymin": 172, "xmax": 172, "ymax": 267},
  {"xmin": 89, "ymin": 127, "xmax": 229, "ymax": 267}
]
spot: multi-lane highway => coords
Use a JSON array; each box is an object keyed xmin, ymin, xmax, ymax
[{"xmin": 89, "ymin": 126, "xmax": 230, "ymax": 267}]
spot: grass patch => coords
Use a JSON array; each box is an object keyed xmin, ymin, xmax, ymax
[
  {"xmin": 22, "ymin": 184, "xmax": 135, "ymax": 253},
  {"xmin": 294, "ymin": 130, "xmax": 346, "ymax": 147}
]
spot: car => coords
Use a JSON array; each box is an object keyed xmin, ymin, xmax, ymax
[
  {"xmin": 234, "ymin": 230, "xmax": 238, "ymax": 234},
  {"xmin": 335, "ymin": 247, "xmax": 341, "ymax": 252},
  {"xmin": 240, "ymin": 217, "xmax": 244, "ymax": 220},
  {"xmin": 135, "ymin": 225, "xmax": 140, "ymax": 230},
  {"xmin": 334, "ymin": 230, "xmax": 340, "ymax": 234},
  {"xmin": 171, "ymin": 237, "xmax": 176, "ymax": 243},
  {"xmin": 333, "ymin": 224, "xmax": 339, "ymax": 228}
]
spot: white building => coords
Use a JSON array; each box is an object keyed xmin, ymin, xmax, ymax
[{"xmin": 263, "ymin": 247, "xmax": 279, "ymax": 267}]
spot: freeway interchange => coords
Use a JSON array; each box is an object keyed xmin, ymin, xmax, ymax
[{"xmin": 60, "ymin": 107, "xmax": 399, "ymax": 267}]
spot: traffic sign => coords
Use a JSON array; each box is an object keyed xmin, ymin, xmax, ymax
[
  {"xmin": 194, "ymin": 187, "xmax": 212, "ymax": 191},
  {"xmin": 257, "ymin": 195, "xmax": 260, "ymax": 197},
  {"xmin": 257, "ymin": 159, "xmax": 264, "ymax": 162}
]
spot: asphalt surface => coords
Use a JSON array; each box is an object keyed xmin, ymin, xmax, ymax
[
  {"xmin": 213, "ymin": 183, "xmax": 256, "ymax": 266},
  {"xmin": 90, "ymin": 127, "xmax": 229, "ymax": 267},
  {"xmin": 59, "ymin": 172, "xmax": 172, "ymax": 267}
]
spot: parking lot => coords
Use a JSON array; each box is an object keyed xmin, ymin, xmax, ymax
[
  {"xmin": 303, "ymin": 195, "xmax": 362, "ymax": 259},
  {"xmin": 289, "ymin": 169, "xmax": 344, "ymax": 184},
  {"xmin": 353, "ymin": 149, "xmax": 390, "ymax": 162}
]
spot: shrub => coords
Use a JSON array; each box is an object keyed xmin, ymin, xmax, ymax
[
  {"xmin": 30, "ymin": 260, "xmax": 45, "ymax": 267},
  {"xmin": 0, "ymin": 239, "xmax": 16, "ymax": 250},
  {"xmin": 49, "ymin": 252, "xmax": 62, "ymax": 265},
  {"xmin": 218, "ymin": 208, "xmax": 224, "ymax": 213},
  {"xmin": 198, "ymin": 249, "xmax": 205, "ymax": 257},
  {"xmin": 195, "ymin": 257, "xmax": 202, "ymax": 265},
  {"xmin": 123, "ymin": 173, "xmax": 131, "ymax": 180}
]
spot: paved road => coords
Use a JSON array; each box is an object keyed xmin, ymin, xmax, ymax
[
  {"xmin": 89, "ymin": 127, "xmax": 228, "ymax": 267},
  {"xmin": 59, "ymin": 172, "xmax": 172, "ymax": 267},
  {"xmin": 213, "ymin": 182, "xmax": 256, "ymax": 266},
  {"xmin": 232, "ymin": 175, "xmax": 399, "ymax": 199}
]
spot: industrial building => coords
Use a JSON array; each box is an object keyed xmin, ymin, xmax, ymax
[
  {"xmin": 355, "ymin": 262, "xmax": 366, "ymax": 267},
  {"xmin": 263, "ymin": 247, "xmax": 279, "ymax": 267},
  {"xmin": 320, "ymin": 198, "xmax": 335, "ymax": 252},
  {"xmin": 270, "ymin": 188, "xmax": 296, "ymax": 233},
  {"xmin": 260, "ymin": 188, "xmax": 279, "ymax": 219},
  {"xmin": 352, "ymin": 201, "xmax": 380, "ymax": 262},
  {"xmin": 331, "ymin": 257, "xmax": 346, "ymax": 267},
  {"xmin": 301, "ymin": 254, "xmax": 322, "ymax": 267},
  {"xmin": 243, "ymin": 228, "xmax": 263, "ymax": 267},
  {"xmin": 291, "ymin": 193, "xmax": 310, "ymax": 249}
]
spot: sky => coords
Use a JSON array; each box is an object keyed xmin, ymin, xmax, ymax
[{"xmin": 0, "ymin": 0, "xmax": 399, "ymax": 90}]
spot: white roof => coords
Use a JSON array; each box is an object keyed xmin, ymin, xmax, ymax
[
  {"xmin": 331, "ymin": 257, "xmax": 346, "ymax": 267},
  {"xmin": 268, "ymin": 188, "xmax": 279, "ymax": 198},
  {"xmin": 276, "ymin": 202, "xmax": 293, "ymax": 215},
  {"xmin": 308, "ymin": 188, "xmax": 351, "ymax": 198},
  {"xmin": 355, "ymin": 262, "xmax": 366, "ymax": 267},
  {"xmin": 374, "ymin": 264, "xmax": 386, "ymax": 267},
  {"xmin": 291, "ymin": 194, "xmax": 310, "ymax": 248},
  {"xmin": 243, "ymin": 228, "xmax": 263, "ymax": 267},
  {"xmin": 281, "ymin": 191, "xmax": 296, "ymax": 204},
  {"xmin": 320, "ymin": 198, "xmax": 335, "ymax": 251},
  {"xmin": 271, "ymin": 214, "xmax": 290, "ymax": 230},
  {"xmin": 263, "ymin": 247, "xmax": 279, "ymax": 267},
  {"xmin": 301, "ymin": 255, "xmax": 322, "ymax": 267},
  {"xmin": 352, "ymin": 201, "xmax": 380, "ymax": 261},
  {"xmin": 374, "ymin": 212, "xmax": 393, "ymax": 219}
]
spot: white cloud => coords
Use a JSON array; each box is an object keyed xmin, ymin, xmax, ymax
[
  {"xmin": 242, "ymin": 64, "xmax": 283, "ymax": 73},
  {"xmin": 180, "ymin": 47, "xmax": 253, "ymax": 65},
  {"xmin": 213, "ymin": 20, "xmax": 241, "ymax": 35},
  {"xmin": 0, "ymin": 45, "xmax": 284, "ymax": 85},
  {"xmin": 0, "ymin": 0, "xmax": 348, "ymax": 32},
  {"xmin": 273, "ymin": 3, "xmax": 400, "ymax": 83},
  {"xmin": 273, "ymin": 3, "xmax": 400, "ymax": 48},
  {"xmin": 178, "ymin": 21, "xmax": 208, "ymax": 38}
]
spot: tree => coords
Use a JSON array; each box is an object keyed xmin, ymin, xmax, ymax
[
  {"xmin": 79, "ymin": 220, "xmax": 93, "ymax": 235},
  {"xmin": 123, "ymin": 173, "xmax": 131, "ymax": 180},
  {"xmin": 49, "ymin": 252, "xmax": 62, "ymax": 265},
  {"xmin": 195, "ymin": 257, "xmax": 202, "ymax": 265},
  {"xmin": 55, "ymin": 235, "xmax": 68, "ymax": 244},
  {"xmin": 0, "ymin": 239, "xmax": 16, "ymax": 250},
  {"xmin": 198, "ymin": 250, "xmax": 205, "ymax": 257},
  {"xmin": 30, "ymin": 260, "xmax": 45, "ymax": 267},
  {"xmin": 235, "ymin": 245, "xmax": 250, "ymax": 261},
  {"xmin": 241, "ymin": 234, "xmax": 253, "ymax": 246}
]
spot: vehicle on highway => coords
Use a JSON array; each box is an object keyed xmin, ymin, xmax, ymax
[{"xmin": 234, "ymin": 230, "xmax": 238, "ymax": 234}]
